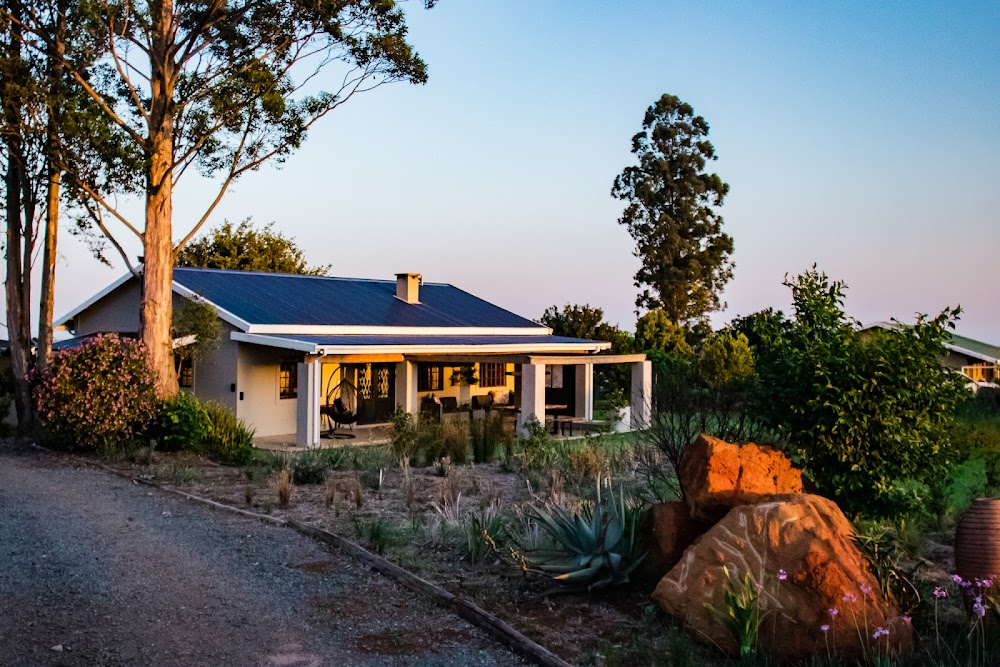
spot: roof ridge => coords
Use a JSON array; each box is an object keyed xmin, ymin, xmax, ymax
[{"xmin": 173, "ymin": 266, "xmax": 449, "ymax": 286}]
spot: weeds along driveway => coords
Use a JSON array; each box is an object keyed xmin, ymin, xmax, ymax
[{"xmin": 0, "ymin": 445, "xmax": 524, "ymax": 667}]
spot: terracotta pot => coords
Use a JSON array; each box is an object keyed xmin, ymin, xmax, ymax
[{"xmin": 955, "ymin": 498, "xmax": 1000, "ymax": 583}]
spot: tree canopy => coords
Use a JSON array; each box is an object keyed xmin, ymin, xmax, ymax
[
  {"xmin": 177, "ymin": 220, "xmax": 330, "ymax": 276},
  {"xmin": 634, "ymin": 309, "xmax": 691, "ymax": 357},
  {"xmin": 9, "ymin": 0, "xmax": 431, "ymax": 396},
  {"xmin": 612, "ymin": 94, "xmax": 733, "ymax": 325},
  {"xmin": 749, "ymin": 267, "xmax": 965, "ymax": 518}
]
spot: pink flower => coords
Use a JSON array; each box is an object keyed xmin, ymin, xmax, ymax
[
  {"xmin": 821, "ymin": 624, "xmax": 830, "ymax": 632},
  {"xmin": 872, "ymin": 627, "xmax": 889, "ymax": 639},
  {"xmin": 842, "ymin": 592, "xmax": 857, "ymax": 603},
  {"xmin": 777, "ymin": 569, "xmax": 787, "ymax": 581},
  {"xmin": 860, "ymin": 584, "xmax": 872, "ymax": 595},
  {"xmin": 829, "ymin": 608, "xmax": 839, "ymax": 617},
  {"xmin": 903, "ymin": 616, "xmax": 912, "ymax": 624}
]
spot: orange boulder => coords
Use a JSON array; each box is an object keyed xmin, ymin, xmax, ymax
[
  {"xmin": 653, "ymin": 494, "xmax": 912, "ymax": 662},
  {"xmin": 680, "ymin": 434, "xmax": 803, "ymax": 521}
]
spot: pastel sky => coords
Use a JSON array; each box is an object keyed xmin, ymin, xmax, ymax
[{"xmin": 30, "ymin": 1, "xmax": 1000, "ymax": 342}]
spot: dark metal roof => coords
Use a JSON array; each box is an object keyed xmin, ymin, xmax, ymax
[
  {"xmin": 247, "ymin": 334, "xmax": 602, "ymax": 348},
  {"xmin": 173, "ymin": 267, "xmax": 544, "ymax": 329}
]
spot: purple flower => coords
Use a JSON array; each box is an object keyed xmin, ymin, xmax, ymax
[
  {"xmin": 860, "ymin": 584, "xmax": 873, "ymax": 595},
  {"xmin": 973, "ymin": 597, "xmax": 987, "ymax": 618},
  {"xmin": 821, "ymin": 624, "xmax": 830, "ymax": 632},
  {"xmin": 872, "ymin": 627, "xmax": 889, "ymax": 639},
  {"xmin": 933, "ymin": 586, "xmax": 949, "ymax": 599},
  {"xmin": 777, "ymin": 568, "xmax": 787, "ymax": 581},
  {"xmin": 953, "ymin": 574, "xmax": 964, "ymax": 584},
  {"xmin": 903, "ymin": 616, "xmax": 912, "ymax": 624},
  {"xmin": 829, "ymin": 608, "xmax": 839, "ymax": 617},
  {"xmin": 842, "ymin": 592, "xmax": 857, "ymax": 603}
]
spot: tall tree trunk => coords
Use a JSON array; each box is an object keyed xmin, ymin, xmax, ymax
[
  {"xmin": 4, "ymin": 144, "xmax": 31, "ymax": 430},
  {"xmin": 3, "ymin": 0, "xmax": 34, "ymax": 432},
  {"xmin": 37, "ymin": 0, "xmax": 68, "ymax": 374},
  {"xmin": 37, "ymin": 160, "xmax": 59, "ymax": 373},
  {"xmin": 142, "ymin": 0, "xmax": 177, "ymax": 397}
]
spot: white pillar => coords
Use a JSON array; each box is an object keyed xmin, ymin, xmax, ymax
[
  {"xmin": 574, "ymin": 363, "xmax": 593, "ymax": 420},
  {"xmin": 296, "ymin": 359, "xmax": 322, "ymax": 448},
  {"xmin": 517, "ymin": 362, "xmax": 546, "ymax": 436},
  {"xmin": 395, "ymin": 360, "xmax": 418, "ymax": 415},
  {"xmin": 630, "ymin": 361, "xmax": 652, "ymax": 431}
]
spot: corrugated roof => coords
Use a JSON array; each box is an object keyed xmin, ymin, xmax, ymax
[
  {"xmin": 173, "ymin": 267, "xmax": 544, "ymax": 330},
  {"xmin": 947, "ymin": 333, "xmax": 1000, "ymax": 362},
  {"xmin": 247, "ymin": 334, "xmax": 602, "ymax": 347},
  {"xmin": 232, "ymin": 331, "xmax": 609, "ymax": 354}
]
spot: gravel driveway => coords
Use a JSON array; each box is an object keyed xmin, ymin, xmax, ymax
[{"xmin": 0, "ymin": 446, "xmax": 525, "ymax": 667}]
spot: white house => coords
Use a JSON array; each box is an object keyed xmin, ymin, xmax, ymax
[{"xmin": 56, "ymin": 268, "xmax": 650, "ymax": 447}]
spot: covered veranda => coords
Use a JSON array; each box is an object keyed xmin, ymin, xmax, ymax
[{"xmin": 294, "ymin": 352, "xmax": 650, "ymax": 448}]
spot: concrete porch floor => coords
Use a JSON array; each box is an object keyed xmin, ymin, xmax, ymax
[
  {"xmin": 253, "ymin": 423, "xmax": 393, "ymax": 452},
  {"xmin": 252, "ymin": 416, "xmax": 621, "ymax": 452}
]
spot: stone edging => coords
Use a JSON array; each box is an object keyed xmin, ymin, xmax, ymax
[{"xmin": 32, "ymin": 446, "xmax": 573, "ymax": 667}]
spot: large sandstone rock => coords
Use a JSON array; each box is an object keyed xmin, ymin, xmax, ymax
[
  {"xmin": 636, "ymin": 502, "xmax": 709, "ymax": 584},
  {"xmin": 680, "ymin": 434, "xmax": 803, "ymax": 521},
  {"xmin": 653, "ymin": 494, "xmax": 912, "ymax": 662}
]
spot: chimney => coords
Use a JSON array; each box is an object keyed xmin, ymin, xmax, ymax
[{"xmin": 395, "ymin": 273, "xmax": 421, "ymax": 304}]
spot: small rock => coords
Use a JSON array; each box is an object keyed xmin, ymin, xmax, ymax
[
  {"xmin": 161, "ymin": 511, "xmax": 172, "ymax": 517},
  {"xmin": 50, "ymin": 644, "xmax": 64, "ymax": 652}
]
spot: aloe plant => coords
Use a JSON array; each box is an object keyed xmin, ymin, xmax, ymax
[{"xmin": 525, "ymin": 482, "xmax": 645, "ymax": 592}]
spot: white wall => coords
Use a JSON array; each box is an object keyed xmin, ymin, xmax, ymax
[
  {"xmin": 236, "ymin": 344, "xmax": 302, "ymax": 437},
  {"xmin": 192, "ymin": 322, "xmax": 239, "ymax": 413}
]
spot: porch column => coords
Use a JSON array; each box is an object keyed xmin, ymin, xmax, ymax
[
  {"xmin": 574, "ymin": 363, "xmax": 593, "ymax": 420},
  {"xmin": 395, "ymin": 360, "xmax": 418, "ymax": 415},
  {"xmin": 296, "ymin": 359, "xmax": 322, "ymax": 448},
  {"xmin": 630, "ymin": 360, "xmax": 652, "ymax": 430},
  {"xmin": 517, "ymin": 362, "xmax": 546, "ymax": 437}
]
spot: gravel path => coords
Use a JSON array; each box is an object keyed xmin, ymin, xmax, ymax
[{"xmin": 0, "ymin": 446, "xmax": 525, "ymax": 667}]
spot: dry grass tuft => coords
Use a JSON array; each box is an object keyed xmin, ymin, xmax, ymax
[
  {"xmin": 275, "ymin": 470, "xmax": 293, "ymax": 508},
  {"xmin": 400, "ymin": 458, "xmax": 417, "ymax": 513}
]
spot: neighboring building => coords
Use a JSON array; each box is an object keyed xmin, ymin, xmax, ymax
[
  {"xmin": 56, "ymin": 268, "xmax": 649, "ymax": 446},
  {"xmin": 940, "ymin": 332, "xmax": 1000, "ymax": 387},
  {"xmin": 864, "ymin": 322, "xmax": 999, "ymax": 390}
]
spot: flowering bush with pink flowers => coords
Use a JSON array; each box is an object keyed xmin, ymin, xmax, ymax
[{"xmin": 32, "ymin": 334, "xmax": 158, "ymax": 449}]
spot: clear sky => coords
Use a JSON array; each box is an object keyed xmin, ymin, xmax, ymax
[{"xmin": 36, "ymin": 1, "xmax": 1000, "ymax": 342}]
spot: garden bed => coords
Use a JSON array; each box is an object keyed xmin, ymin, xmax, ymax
[{"xmin": 88, "ymin": 432, "xmax": 982, "ymax": 667}]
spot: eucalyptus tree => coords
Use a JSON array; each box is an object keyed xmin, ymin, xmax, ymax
[
  {"xmin": 0, "ymin": 0, "xmax": 42, "ymax": 428},
  {"xmin": 1, "ymin": 0, "xmax": 137, "ymax": 430},
  {"xmin": 12, "ymin": 0, "xmax": 430, "ymax": 396},
  {"xmin": 612, "ymin": 94, "xmax": 733, "ymax": 326}
]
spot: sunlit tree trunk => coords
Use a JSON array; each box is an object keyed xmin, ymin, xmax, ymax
[
  {"xmin": 37, "ymin": 0, "xmax": 67, "ymax": 374},
  {"xmin": 141, "ymin": 0, "xmax": 178, "ymax": 397}
]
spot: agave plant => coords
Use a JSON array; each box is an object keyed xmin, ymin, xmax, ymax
[{"xmin": 525, "ymin": 481, "xmax": 645, "ymax": 592}]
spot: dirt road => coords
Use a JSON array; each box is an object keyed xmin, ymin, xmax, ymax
[{"xmin": 0, "ymin": 446, "xmax": 524, "ymax": 666}]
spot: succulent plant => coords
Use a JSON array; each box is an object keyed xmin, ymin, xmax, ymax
[{"xmin": 526, "ymin": 482, "xmax": 645, "ymax": 592}]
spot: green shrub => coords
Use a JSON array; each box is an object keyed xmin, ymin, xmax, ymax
[
  {"xmin": 291, "ymin": 450, "xmax": 330, "ymax": 485},
  {"xmin": 152, "ymin": 391, "xmax": 210, "ymax": 451},
  {"xmin": 390, "ymin": 406, "xmax": 420, "ymax": 461},
  {"xmin": 751, "ymin": 267, "xmax": 966, "ymax": 519},
  {"xmin": 200, "ymin": 401, "xmax": 255, "ymax": 465},
  {"xmin": 32, "ymin": 334, "xmax": 158, "ymax": 449}
]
